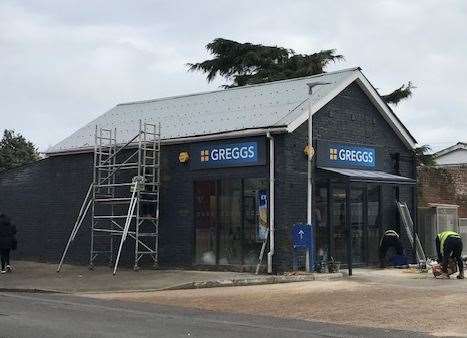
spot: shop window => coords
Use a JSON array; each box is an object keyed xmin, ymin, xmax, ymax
[
  {"xmin": 243, "ymin": 179, "xmax": 269, "ymax": 265},
  {"xmin": 194, "ymin": 178, "xmax": 268, "ymax": 267}
]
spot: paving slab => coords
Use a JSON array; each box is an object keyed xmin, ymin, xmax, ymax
[{"xmin": 0, "ymin": 261, "xmax": 342, "ymax": 293}]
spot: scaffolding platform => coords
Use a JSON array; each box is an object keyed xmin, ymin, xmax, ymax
[{"xmin": 58, "ymin": 120, "xmax": 161, "ymax": 274}]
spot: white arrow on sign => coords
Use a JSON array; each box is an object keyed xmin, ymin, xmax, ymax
[{"xmin": 298, "ymin": 229, "xmax": 305, "ymax": 240}]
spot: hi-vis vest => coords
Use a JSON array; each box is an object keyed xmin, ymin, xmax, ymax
[{"xmin": 437, "ymin": 231, "xmax": 461, "ymax": 253}]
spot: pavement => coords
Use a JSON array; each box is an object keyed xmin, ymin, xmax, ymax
[
  {"xmin": 0, "ymin": 291, "xmax": 431, "ymax": 338},
  {"xmin": 0, "ymin": 261, "xmax": 342, "ymax": 293},
  {"xmin": 87, "ymin": 267, "xmax": 467, "ymax": 337}
]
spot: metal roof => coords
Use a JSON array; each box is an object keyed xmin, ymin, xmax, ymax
[
  {"xmin": 433, "ymin": 142, "xmax": 467, "ymax": 158},
  {"xmin": 47, "ymin": 67, "xmax": 416, "ymax": 155},
  {"xmin": 320, "ymin": 167, "xmax": 415, "ymax": 184}
]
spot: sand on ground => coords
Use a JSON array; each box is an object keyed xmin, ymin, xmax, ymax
[{"xmin": 85, "ymin": 270, "xmax": 467, "ymax": 337}]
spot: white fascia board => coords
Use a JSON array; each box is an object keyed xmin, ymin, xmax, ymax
[
  {"xmin": 45, "ymin": 126, "xmax": 288, "ymax": 157},
  {"xmin": 287, "ymin": 71, "xmax": 417, "ymax": 150},
  {"xmin": 286, "ymin": 72, "xmax": 360, "ymax": 133}
]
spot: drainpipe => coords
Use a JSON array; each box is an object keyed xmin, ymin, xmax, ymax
[{"xmin": 267, "ymin": 132, "xmax": 275, "ymax": 274}]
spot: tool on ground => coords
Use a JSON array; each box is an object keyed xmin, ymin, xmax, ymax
[{"xmin": 432, "ymin": 258, "xmax": 457, "ymax": 278}]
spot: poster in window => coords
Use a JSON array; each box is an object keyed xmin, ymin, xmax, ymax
[{"xmin": 257, "ymin": 190, "xmax": 268, "ymax": 241}]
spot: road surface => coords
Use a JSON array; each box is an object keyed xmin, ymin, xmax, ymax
[
  {"xmin": 88, "ymin": 269, "xmax": 467, "ymax": 337},
  {"xmin": 0, "ymin": 292, "xmax": 428, "ymax": 338}
]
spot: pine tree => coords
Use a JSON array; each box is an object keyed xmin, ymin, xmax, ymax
[
  {"xmin": 414, "ymin": 144, "xmax": 436, "ymax": 166},
  {"xmin": 188, "ymin": 38, "xmax": 413, "ymax": 105},
  {"xmin": 0, "ymin": 129, "xmax": 41, "ymax": 172}
]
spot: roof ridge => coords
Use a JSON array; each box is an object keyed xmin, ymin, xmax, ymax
[
  {"xmin": 433, "ymin": 142, "xmax": 467, "ymax": 157},
  {"xmin": 116, "ymin": 67, "xmax": 361, "ymax": 107}
]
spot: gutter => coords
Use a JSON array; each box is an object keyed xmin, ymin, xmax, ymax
[
  {"xmin": 44, "ymin": 126, "xmax": 288, "ymax": 157},
  {"xmin": 266, "ymin": 131, "xmax": 275, "ymax": 274}
]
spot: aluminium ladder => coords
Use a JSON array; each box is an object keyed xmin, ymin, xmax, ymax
[{"xmin": 397, "ymin": 201, "xmax": 426, "ymax": 269}]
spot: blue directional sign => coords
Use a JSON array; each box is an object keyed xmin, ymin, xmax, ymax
[{"xmin": 292, "ymin": 223, "xmax": 312, "ymax": 249}]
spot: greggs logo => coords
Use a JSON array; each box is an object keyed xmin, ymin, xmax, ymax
[
  {"xmin": 201, "ymin": 145, "xmax": 256, "ymax": 162},
  {"xmin": 329, "ymin": 145, "xmax": 375, "ymax": 166},
  {"xmin": 192, "ymin": 139, "xmax": 265, "ymax": 170}
]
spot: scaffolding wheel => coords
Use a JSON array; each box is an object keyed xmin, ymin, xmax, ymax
[
  {"xmin": 153, "ymin": 262, "xmax": 159, "ymax": 269},
  {"xmin": 133, "ymin": 265, "xmax": 140, "ymax": 272},
  {"xmin": 88, "ymin": 264, "xmax": 94, "ymax": 271}
]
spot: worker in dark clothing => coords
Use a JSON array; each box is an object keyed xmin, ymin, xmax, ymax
[
  {"xmin": 0, "ymin": 213, "xmax": 17, "ymax": 273},
  {"xmin": 379, "ymin": 230, "xmax": 403, "ymax": 268},
  {"xmin": 436, "ymin": 231, "xmax": 464, "ymax": 279}
]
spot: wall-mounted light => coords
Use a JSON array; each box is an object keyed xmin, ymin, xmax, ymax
[
  {"xmin": 304, "ymin": 144, "xmax": 315, "ymax": 158},
  {"xmin": 179, "ymin": 151, "xmax": 190, "ymax": 163}
]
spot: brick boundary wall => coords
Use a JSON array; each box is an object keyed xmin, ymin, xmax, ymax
[{"xmin": 417, "ymin": 166, "xmax": 467, "ymax": 217}]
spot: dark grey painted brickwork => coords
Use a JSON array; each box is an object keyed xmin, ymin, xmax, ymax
[
  {"xmin": 0, "ymin": 154, "xmax": 93, "ymax": 263},
  {"xmin": 273, "ymin": 82, "xmax": 416, "ymax": 271},
  {"xmin": 159, "ymin": 140, "xmax": 268, "ymax": 267},
  {"xmin": 0, "ymin": 140, "xmax": 267, "ymax": 268},
  {"xmin": 0, "ymin": 80, "xmax": 415, "ymax": 271}
]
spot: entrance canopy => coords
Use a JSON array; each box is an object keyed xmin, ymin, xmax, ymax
[{"xmin": 319, "ymin": 167, "xmax": 415, "ymax": 185}]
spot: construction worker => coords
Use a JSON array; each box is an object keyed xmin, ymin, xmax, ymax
[
  {"xmin": 379, "ymin": 229, "xmax": 403, "ymax": 268},
  {"xmin": 436, "ymin": 230, "xmax": 464, "ymax": 279}
]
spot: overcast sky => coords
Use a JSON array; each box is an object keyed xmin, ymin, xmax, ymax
[{"xmin": 1, "ymin": 0, "xmax": 466, "ymax": 152}]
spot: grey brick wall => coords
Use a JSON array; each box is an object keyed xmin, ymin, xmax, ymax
[{"xmin": 0, "ymin": 154, "xmax": 93, "ymax": 263}]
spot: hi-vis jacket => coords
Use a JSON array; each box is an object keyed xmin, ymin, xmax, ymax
[{"xmin": 437, "ymin": 231, "xmax": 461, "ymax": 253}]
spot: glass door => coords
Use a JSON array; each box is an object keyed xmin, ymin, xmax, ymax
[
  {"xmin": 328, "ymin": 182, "xmax": 383, "ymax": 266},
  {"xmin": 315, "ymin": 184, "xmax": 329, "ymax": 261},
  {"xmin": 367, "ymin": 185, "xmax": 382, "ymax": 264},
  {"xmin": 218, "ymin": 179, "xmax": 242, "ymax": 265},
  {"xmin": 331, "ymin": 185, "xmax": 347, "ymax": 263},
  {"xmin": 194, "ymin": 181, "xmax": 217, "ymax": 265},
  {"xmin": 350, "ymin": 187, "xmax": 365, "ymax": 264}
]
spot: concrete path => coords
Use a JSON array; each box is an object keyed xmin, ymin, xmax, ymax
[{"xmin": 0, "ymin": 261, "xmax": 341, "ymax": 293}]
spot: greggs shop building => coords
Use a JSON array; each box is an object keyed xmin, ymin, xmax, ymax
[{"xmin": 0, "ymin": 68, "xmax": 417, "ymax": 272}]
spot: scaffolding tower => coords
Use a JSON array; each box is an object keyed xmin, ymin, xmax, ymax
[{"xmin": 58, "ymin": 120, "xmax": 161, "ymax": 274}]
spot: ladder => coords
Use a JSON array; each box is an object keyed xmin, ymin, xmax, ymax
[
  {"xmin": 397, "ymin": 201, "xmax": 426, "ymax": 268},
  {"xmin": 134, "ymin": 122, "xmax": 161, "ymax": 270},
  {"xmin": 91, "ymin": 126, "xmax": 117, "ymax": 267},
  {"xmin": 57, "ymin": 120, "xmax": 161, "ymax": 274},
  {"xmin": 57, "ymin": 183, "xmax": 93, "ymax": 272}
]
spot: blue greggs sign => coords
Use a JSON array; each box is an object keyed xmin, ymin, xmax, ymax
[
  {"xmin": 190, "ymin": 138, "xmax": 266, "ymax": 170},
  {"xmin": 316, "ymin": 140, "xmax": 382, "ymax": 170}
]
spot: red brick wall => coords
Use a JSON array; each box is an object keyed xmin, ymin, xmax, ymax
[{"xmin": 418, "ymin": 166, "xmax": 467, "ymax": 217}]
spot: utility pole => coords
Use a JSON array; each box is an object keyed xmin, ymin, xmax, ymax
[{"xmin": 306, "ymin": 84, "xmax": 314, "ymax": 272}]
